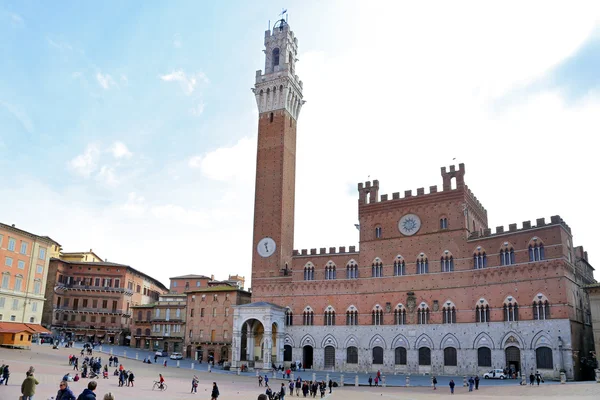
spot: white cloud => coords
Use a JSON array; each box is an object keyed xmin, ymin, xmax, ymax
[
  {"xmin": 110, "ymin": 141, "xmax": 132, "ymax": 159},
  {"xmin": 191, "ymin": 101, "xmax": 205, "ymax": 116},
  {"xmin": 190, "ymin": 137, "xmax": 256, "ymax": 182},
  {"xmin": 160, "ymin": 69, "xmax": 209, "ymax": 95},
  {"xmin": 0, "ymin": 101, "xmax": 34, "ymax": 133},
  {"xmin": 69, "ymin": 144, "xmax": 100, "ymax": 177},
  {"xmin": 120, "ymin": 192, "xmax": 146, "ymax": 217},
  {"xmin": 96, "ymin": 72, "xmax": 116, "ymax": 90}
]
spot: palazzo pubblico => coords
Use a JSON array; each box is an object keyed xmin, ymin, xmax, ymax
[{"xmin": 231, "ymin": 19, "xmax": 596, "ymax": 381}]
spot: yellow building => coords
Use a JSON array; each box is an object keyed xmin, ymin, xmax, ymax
[
  {"xmin": 0, "ymin": 321, "xmax": 50, "ymax": 349},
  {"xmin": 0, "ymin": 223, "xmax": 59, "ymax": 325}
]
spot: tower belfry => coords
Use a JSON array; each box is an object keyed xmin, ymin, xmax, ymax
[{"xmin": 250, "ymin": 18, "xmax": 305, "ymax": 290}]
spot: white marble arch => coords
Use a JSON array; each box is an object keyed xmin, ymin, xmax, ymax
[
  {"xmin": 300, "ymin": 333, "xmax": 316, "ymax": 348},
  {"xmin": 415, "ymin": 333, "xmax": 434, "ymax": 350},
  {"xmin": 440, "ymin": 333, "xmax": 461, "ymax": 349},
  {"xmin": 321, "ymin": 333, "xmax": 338, "ymax": 349},
  {"xmin": 530, "ymin": 330, "xmax": 554, "ymax": 349},
  {"xmin": 284, "ymin": 334, "xmax": 295, "ymax": 348},
  {"xmin": 500, "ymin": 330, "xmax": 526, "ymax": 349},
  {"xmin": 391, "ymin": 333, "xmax": 410, "ymax": 350},
  {"xmin": 369, "ymin": 334, "xmax": 387, "ymax": 350},
  {"xmin": 473, "ymin": 332, "xmax": 495, "ymax": 349},
  {"xmin": 344, "ymin": 334, "xmax": 360, "ymax": 349}
]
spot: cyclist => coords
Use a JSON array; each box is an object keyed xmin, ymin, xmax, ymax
[{"xmin": 158, "ymin": 374, "xmax": 165, "ymax": 390}]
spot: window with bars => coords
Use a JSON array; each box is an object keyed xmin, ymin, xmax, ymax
[
  {"xmin": 303, "ymin": 311, "xmax": 314, "ymax": 326},
  {"xmin": 346, "ymin": 347, "xmax": 358, "ymax": 364},
  {"xmin": 532, "ymin": 300, "xmax": 550, "ymax": 320},
  {"xmin": 375, "ymin": 226, "xmax": 382, "ymax": 239},
  {"xmin": 440, "ymin": 217, "xmax": 448, "ymax": 229},
  {"xmin": 417, "ymin": 307, "xmax": 430, "ymax": 324},
  {"xmin": 394, "ymin": 307, "xmax": 406, "ymax": 325},
  {"xmin": 536, "ymin": 347, "xmax": 553, "ymax": 369},
  {"xmin": 478, "ymin": 347, "xmax": 492, "ymax": 366},
  {"xmin": 416, "ymin": 257, "xmax": 429, "ymax": 274},
  {"xmin": 473, "ymin": 251, "xmax": 487, "ymax": 269},
  {"xmin": 324, "ymin": 311, "xmax": 335, "ymax": 326},
  {"xmin": 418, "ymin": 347, "xmax": 431, "ymax": 365},
  {"xmin": 372, "ymin": 309, "xmax": 383, "ymax": 325},
  {"xmin": 529, "ymin": 243, "xmax": 545, "ymax": 261},
  {"xmin": 475, "ymin": 304, "xmax": 490, "ymax": 323},
  {"xmin": 346, "ymin": 263, "xmax": 358, "ymax": 279},
  {"xmin": 372, "ymin": 347, "xmax": 384, "ymax": 364},
  {"xmin": 325, "ymin": 265, "xmax": 336, "ymax": 280},
  {"xmin": 442, "ymin": 306, "xmax": 456, "ymax": 324},
  {"xmin": 304, "ymin": 266, "xmax": 315, "ymax": 280},
  {"xmin": 346, "ymin": 310, "xmax": 358, "ymax": 326},
  {"xmin": 394, "ymin": 259, "xmax": 405, "ymax": 276},
  {"xmin": 500, "ymin": 248, "xmax": 516, "ymax": 265},
  {"xmin": 441, "ymin": 255, "xmax": 454, "ymax": 272},
  {"xmin": 394, "ymin": 347, "xmax": 407, "ymax": 365},
  {"xmin": 503, "ymin": 303, "xmax": 519, "ymax": 321},
  {"xmin": 371, "ymin": 262, "xmax": 383, "ymax": 277},
  {"xmin": 444, "ymin": 347, "xmax": 457, "ymax": 366}
]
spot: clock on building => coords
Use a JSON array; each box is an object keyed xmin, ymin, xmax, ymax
[
  {"xmin": 257, "ymin": 237, "xmax": 276, "ymax": 258},
  {"xmin": 398, "ymin": 214, "xmax": 421, "ymax": 236}
]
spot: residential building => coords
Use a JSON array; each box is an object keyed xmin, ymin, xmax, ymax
[
  {"xmin": 169, "ymin": 274, "xmax": 213, "ymax": 294},
  {"xmin": 0, "ymin": 321, "xmax": 50, "ymax": 349},
  {"xmin": 231, "ymin": 19, "xmax": 597, "ymax": 381},
  {"xmin": 42, "ymin": 258, "xmax": 168, "ymax": 345},
  {"xmin": 0, "ymin": 222, "xmax": 59, "ymax": 325}
]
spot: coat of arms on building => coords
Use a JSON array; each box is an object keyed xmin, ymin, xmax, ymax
[
  {"xmin": 433, "ymin": 300, "xmax": 439, "ymax": 312},
  {"xmin": 407, "ymin": 291, "xmax": 416, "ymax": 313}
]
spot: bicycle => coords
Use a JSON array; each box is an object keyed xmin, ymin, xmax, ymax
[{"xmin": 153, "ymin": 381, "xmax": 167, "ymax": 391}]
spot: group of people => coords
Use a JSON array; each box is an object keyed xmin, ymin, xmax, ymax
[
  {"xmin": 0, "ymin": 364, "xmax": 10, "ymax": 385},
  {"xmin": 56, "ymin": 380, "xmax": 115, "ymax": 400},
  {"xmin": 261, "ymin": 376, "xmax": 333, "ymax": 399},
  {"xmin": 107, "ymin": 355, "xmax": 120, "ymax": 367},
  {"xmin": 529, "ymin": 371, "xmax": 545, "ymax": 385}
]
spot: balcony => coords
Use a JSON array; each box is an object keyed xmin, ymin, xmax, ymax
[
  {"xmin": 53, "ymin": 322, "xmax": 122, "ymax": 332},
  {"xmin": 54, "ymin": 283, "xmax": 134, "ymax": 296},
  {"xmin": 54, "ymin": 307, "xmax": 131, "ymax": 317}
]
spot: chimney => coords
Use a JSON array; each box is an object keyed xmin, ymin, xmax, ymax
[{"xmin": 211, "ymin": 274, "xmax": 214, "ymax": 280}]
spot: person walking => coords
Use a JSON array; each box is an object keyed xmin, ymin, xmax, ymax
[
  {"xmin": 468, "ymin": 376, "xmax": 474, "ymax": 392},
  {"xmin": 279, "ymin": 382, "xmax": 286, "ymax": 399},
  {"xmin": 210, "ymin": 381, "xmax": 220, "ymax": 399},
  {"xmin": 474, "ymin": 375, "xmax": 480, "ymax": 390},
  {"xmin": 289, "ymin": 380, "xmax": 294, "ymax": 396},
  {"xmin": 56, "ymin": 381, "xmax": 76, "ymax": 400},
  {"xmin": 77, "ymin": 381, "xmax": 97, "ymax": 400},
  {"xmin": 128, "ymin": 370, "xmax": 135, "ymax": 387},
  {"xmin": 432, "ymin": 376, "xmax": 437, "ymax": 390},
  {"xmin": 449, "ymin": 379, "xmax": 455, "ymax": 394},
  {"xmin": 191, "ymin": 375, "xmax": 199, "ymax": 393},
  {"xmin": 295, "ymin": 378, "xmax": 301, "ymax": 396},
  {"xmin": 21, "ymin": 370, "xmax": 39, "ymax": 400},
  {"xmin": 154, "ymin": 354, "xmax": 158, "ymax": 363},
  {"xmin": 328, "ymin": 379, "xmax": 333, "ymax": 393},
  {"xmin": 258, "ymin": 375, "xmax": 263, "ymax": 386},
  {"xmin": 163, "ymin": 359, "xmax": 167, "ymax": 368},
  {"xmin": 535, "ymin": 371, "xmax": 543, "ymax": 385},
  {"xmin": 368, "ymin": 376, "xmax": 372, "ymax": 387},
  {"xmin": 529, "ymin": 372, "xmax": 535, "ymax": 385},
  {"xmin": 1, "ymin": 364, "xmax": 10, "ymax": 385}
]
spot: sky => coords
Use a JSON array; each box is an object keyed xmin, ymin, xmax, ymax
[{"xmin": 1, "ymin": 1, "xmax": 599, "ymax": 287}]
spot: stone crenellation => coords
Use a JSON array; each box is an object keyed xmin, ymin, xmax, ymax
[
  {"xmin": 468, "ymin": 215, "xmax": 571, "ymax": 240},
  {"xmin": 293, "ymin": 245, "xmax": 359, "ymax": 257}
]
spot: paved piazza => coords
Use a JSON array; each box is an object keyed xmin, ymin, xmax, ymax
[{"xmin": 0, "ymin": 345, "xmax": 598, "ymax": 399}]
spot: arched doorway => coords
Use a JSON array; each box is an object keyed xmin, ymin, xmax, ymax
[
  {"xmin": 284, "ymin": 345, "xmax": 293, "ymax": 362},
  {"xmin": 303, "ymin": 345, "xmax": 313, "ymax": 369},
  {"xmin": 505, "ymin": 346, "xmax": 521, "ymax": 375},
  {"xmin": 324, "ymin": 346, "xmax": 335, "ymax": 369}
]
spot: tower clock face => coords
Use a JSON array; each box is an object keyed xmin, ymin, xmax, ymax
[
  {"xmin": 398, "ymin": 214, "xmax": 421, "ymax": 236},
  {"xmin": 257, "ymin": 237, "xmax": 277, "ymax": 258}
]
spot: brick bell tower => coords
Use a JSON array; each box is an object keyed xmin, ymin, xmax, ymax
[{"xmin": 251, "ymin": 18, "xmax": 304, "ymax": 291}]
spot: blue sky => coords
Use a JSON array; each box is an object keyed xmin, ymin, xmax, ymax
[{"xmin": 1, "ymin": 1, "xmax": 599, "ymax": 286}]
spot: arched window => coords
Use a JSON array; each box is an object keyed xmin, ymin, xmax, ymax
[
  {"xmin": 442, "ymin": 302, "xmax": 456, "ymax": 324},
  {"xmin": 417, "ymin": 303, "xmax": 430, "ymax": 324},
  {"xmin": 137, "ymin": 311, "xmax": 142, "ymax": 321},
  {"xmin": 478, "ymin": 347, "xmax": 492, "ymax": 366},
  {"xmin": 325, "ymin": 263, "xmax": 336, "ymax": 280},
  {"xmin": 324, "ymin": 306, "xmax": 336, "ymax": 326},
  {"xmin": 372, "ymin": 347, "xmax": 384, "ymax": 364},
  {"xmin": 444, "ymin": 347, "xmax": 457, "ymax": 366},
  {"xmin": 371, "ymin": 259, "xmax": 383, "ymax": 277},
  {"xmin": 394, "ymin": 304, "xmax": 406, "ymax": 325},
  {"xmin": 500, "ymin": 243, "xmax": 516, "ymax": 265},
  {"xmin": 532, "ymin": 294, "xmax": 550, "ymax": 320},
  {"xmin": 146, "ymin": 310, "xmax": 151, "ymax": 321},
  {"xmin": 475, "ymin": 299, "xmax": 490, "ymax": 323},
  {"xmin": 536, "ymin": 347, "xmax": 553, "ymax": 369},
  {"xmin": 285, "ymin": 308, "xmax": 293, "ymax": 326},
  {"xmin": 346, "ymin": 261, "xmax": 358, "ymax": 279},
  {"xmin": 303, "ymin": 307, "xmax": 314, "ymax": 326},
  {"xmin": 346, "ymin": 306, "xmax": 358, "ymax": 326},
  {"xmin": 473, "ymin": 247, "xmax": 487, "ymax": 269},
  {"xmin": 272, "ymin": 48, "xmax": 280, "ymax": 67},
  {"xmin": 440, "ymin": 217, "xmax": 448, "ymax": 229},
  {"xmin": 441, "ymin": 252, "xmax": 454, "ymax": 272},
  {"xmin": 136, "ymin": 328, "xmax": 141, "ymax": 335},
  {"xmin": 346, "ymin": 347, "xmax": 358, "ymax": 364},
  {"xmin": 503, "ymin": 297, "xmax": 519, "ymax": 322},
  {"xmin": 375, "ymin": 226, "xmax": 382, "ymax": 239},
  {"xmin": 394, "ymin": 347, "xmax": 407, "ymax": 365},
  {"xmin": 145, "ymin": 328, "xmax": 151, "ymax": 336},
  {"xmin": 418, "ymin": 347, "xmax": 431, "ymax": 365},
  {"xmin": 394, "ymin": 256, "xmax": 406, "ymax": 276},
  {"xmin": 416, "ymin": 254, "xmax": 429, "ymax": 274},
  {"xmin": 529, "ymin": 239, "xmax": 545, "ymax": 261},
  {"xmin": 372, "ymin": 306, "xmax": 383, "ymax": 325},
  {"xmin": 303, "ymin": 264, "xmax": 315, "ymax": 281}
]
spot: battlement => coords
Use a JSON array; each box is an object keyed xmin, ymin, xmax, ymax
[
  {"xmin": 465, "ymin": 187, "xmax": 488, "ymax": 216},
  {"xmin": 293, "ymin": 245, "xmax": 358, "ymax": 257},
  {"xmin": 467, "ymin": 215, "xmax": 571, "ymax": 240}
]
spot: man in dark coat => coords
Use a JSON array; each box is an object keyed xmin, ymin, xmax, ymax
[
  {"xmin": 77, "ymin": 381, "xmax": 97, "ymax": 400},
  {"xmin": 210, "ymin": 381, "xmax": 220, "ymax": 399},
  {"xmin": 56, "ymin": 381, "xmax": 76, "ymax": 400}
]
